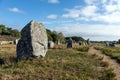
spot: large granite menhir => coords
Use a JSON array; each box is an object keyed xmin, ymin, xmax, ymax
[{"xmin": 17, "ymin": 20, "xmax": 48, "ymax": 60}]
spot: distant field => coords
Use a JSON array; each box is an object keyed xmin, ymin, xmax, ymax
[
  {"xmin": 95, "ymin": 45, "xmax": 120, "ymax": 63},
  {"xmin": 0, "ymin": 44, "xmax": 115, "ymax": 80}
]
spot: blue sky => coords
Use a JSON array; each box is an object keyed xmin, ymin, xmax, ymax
[{"xmin": 1, "ymin": 0, "xmax": 120, "ymax": 41}]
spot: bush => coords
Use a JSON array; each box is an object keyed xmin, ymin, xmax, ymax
[
  {"xmin": 100, "ymin": 61, "xmax": 109, "ymax": 67},
  {"xmin": 102, "ymin": 68, "xmax": 116, "ymax": 80},
  {"xmin": 76, "ymin": 46, "xmax": 89, "ymax": 52}
]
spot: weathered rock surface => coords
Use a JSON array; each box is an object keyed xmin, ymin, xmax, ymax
[{"xmin": 17, "ymin": 20, "xmax": 48, "ymax": 60}]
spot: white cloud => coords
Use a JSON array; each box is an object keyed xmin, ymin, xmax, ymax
[
  {"xmin": 42, "ymin": 20, "xmax": 74, "ymax": 25},
  {"xmin": 46, "ymin": 0, "xmax": 120, "ymax": 40},
  {"xmin": 104, "ymin": 4, "xmax": 118, "ymax": 12},
  {"xmin": 62, "ymin": 5, "xmax": 98, "ymax": 20},
  {"xmin": 53, "ymin": 23, "xmax": 120, "ymax": 41},
  {"xmin": 62, "ymin": 0, "xmax": 120, "ymax": 24},
  {"xmin": 62, "ymin": 8, "xmax": 80, "ymax": 18},
  {"xmin": 81, "ymin": 5, "xmax": 98, "ymax": 17},
  {"xmin": 101, "ymin": 0, "xmax": 108, "ymax": 4},
  {"xmin": 48, "ymin": 0, "xmax": 59, "ymax": 4},
  {"xmin": 47, "ymin": 14, "xmax": 58, "ymax": 19},
  {"xmin": 8, "ymin": 7, "xmax": 25, "ymax": 14},
  {"xmin": 85, "ymin": 0, "xmax": 97, "ymax": 4},
  {"xmin": 92, "ymin": 11, "xmax": 120, "ymax": 23}
]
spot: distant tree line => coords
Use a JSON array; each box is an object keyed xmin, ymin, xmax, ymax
[
  {"xmin": 0, "ymin": 24, "xmax": 65, "ymax": 42},
  {"xmin": 46, "ymin": 29, "xmax": 85, "ymax": 43},
  {"xmin": 46, "ymin": 29, "xmax": 65, "ymax": 43},
  {"xmin": 0, "ymin": 24, "xmax": 84, "ymax": 43},
  {"xmin": 0, "ymin": 24, "xmax": 21, "ymax": 38},
  {"xmin": 65, "ymin": 36, "xmax": 85, "ymax": 42}
]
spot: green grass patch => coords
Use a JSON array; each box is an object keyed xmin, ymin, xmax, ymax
[{"xmin": 95, "ymin": 46, "xmax": 120, "ymax": 62}]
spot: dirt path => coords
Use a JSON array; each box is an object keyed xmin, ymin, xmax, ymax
[{"xmin": 88, "ymin": 46, "xmax": 120, "ymax": 80}]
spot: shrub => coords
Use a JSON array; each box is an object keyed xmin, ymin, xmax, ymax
[
  {"xmin": 76, "ymin": 46, "xmax": 89, "ymax": 52},
  {"xmin": 102, "ymin": 68, "xmax": 116, "ymax": 80}
]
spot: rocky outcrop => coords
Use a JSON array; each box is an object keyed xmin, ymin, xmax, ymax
[{"xmin": 17, "ymin": 20, "xmax": 48, "ymax": 60}]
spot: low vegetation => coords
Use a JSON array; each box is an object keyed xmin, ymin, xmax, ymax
[
  {"xmin": 95, "ymin": 45, "xmax": 120, "ymax": 63},
  {"xmin": 0, "ymin": 44, "xmax": 115, "ymax": 80},
  {"xmin": 75, "ymin": 46, "xmax": 89, "ymax": 52}
]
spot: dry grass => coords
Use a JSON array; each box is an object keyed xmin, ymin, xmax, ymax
[
  {"xmin": 0, "ymin": 44, "xmax": 115, "ymax": 80},
  {"xmin": 95, "ymin": 45, "xmax": 120, "ymax": 62}
]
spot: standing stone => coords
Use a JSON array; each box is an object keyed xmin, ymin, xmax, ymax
[
  {"xmin": 67, "ymin": 38, "xmax": 73, "ymax": 48},
  {"xmin": 17, "ymin": 20, "xmax": 48, "ymax": 60},
  {"xmin": 87, "ymin": 38, "xmax": 90, "ymax": 45},
  {"xmin": 82, "ymin": 42, "xmax": 86, "ymax": 46},
  {"xmin": 48, "ymin": 41, "xmax": 54, "ymax": 48},
  {"xmin": 78, "ymin": 41, "xmax": 82, "ymax": 45},
  {"xmin": 118, "ymin": 39, "xmax": 120, "ymax": 44},
  {"xmin": 14, "ymin": 39, "xmax": 19, "ymax": 45},
  {"xmin": 106, "ymin": 42, "xmax": 109, "ymax": 46},
  {"xmin": 55, "ymin": 39, "xmax": 60, "ymax": 45},
  {"xmin": 106, "ymin": 42, "xmax": 115, "ymax": 47}
]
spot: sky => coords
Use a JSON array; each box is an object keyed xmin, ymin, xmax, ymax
[{"xmin": 0, "ymin": 0, "xmax": 120, "ymax": 41}]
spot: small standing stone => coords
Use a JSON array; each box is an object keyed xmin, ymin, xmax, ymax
[
  {"xmin": 48, "ymin": 41, "xmax": 54, "ymax": 48},
  {"xmin": 55, "ymin": 39, "xmax": 60, "ymax": 45},
  {"xmin": 78, "ymin": 41, "xmax": 82, "ymax": 45},
  {"xmin": 67, "ymin": 38, "xmax": 73, "ymax": 48},
  {"xmin": 118, "ymin": 39, "xmax": 120, "ymax": 44},
  {"xmin": 106, "ymin": 42, "xmax": 115, "ymax": 47},
  {"xmin": 14, "ymin": 39, "xmax": 19, "ymax": 45},
  {"xmin": 106, "ymin": 42, "xmax": 109, "ymax": 46},
  {"xmin": 87, "ymin": 38, "xmax": 90, "ymax": 45}
]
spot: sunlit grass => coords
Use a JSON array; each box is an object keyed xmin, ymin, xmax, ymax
[
  {"xmin": 75, "ymin": 46, "xmax": 89, "ymax": 52},
  {"xmin": 0, "ymin": 44, "xmax": 115, "ymax": 80},
  {"xmin": 95, "ymin": 45, "xmax": 120, "ymax": 63}
]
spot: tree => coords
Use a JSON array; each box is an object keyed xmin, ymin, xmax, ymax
[
  {"xmin": 65, "ymin": 36, "xmax": 84, "ymax": 42},
  {"xmin": 51, "ymin": 31, "xmax": 58, "ymax": 42},
  {"xmin": 0, "ymin": 24, "xmax": 6, "ymax": 35},
  {"xmin": 10, "ymin": 29, "xmax": 21, "ymax": 38},
  {"xmin": 58, "ymin": 32, "xmax": 65, "ymax": 43},
  {"xmin": 46, "ymin": 29, "xmax": 65, "ymax": 43},
  {"xmin": 0, "ymin": 24, "xmax": 21, "ymax": 38},
  {"xmin": 46, "ymin": 29, "xmax": 53, "ymax": 41}
]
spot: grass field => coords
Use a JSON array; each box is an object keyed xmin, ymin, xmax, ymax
[
  {"xmin": 0, "ymin": 44, "xmax": 115, "ymax": 80},
  {"xmin": 95, "ymin": 45, "xmax": 120, "ymax": 63}
]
